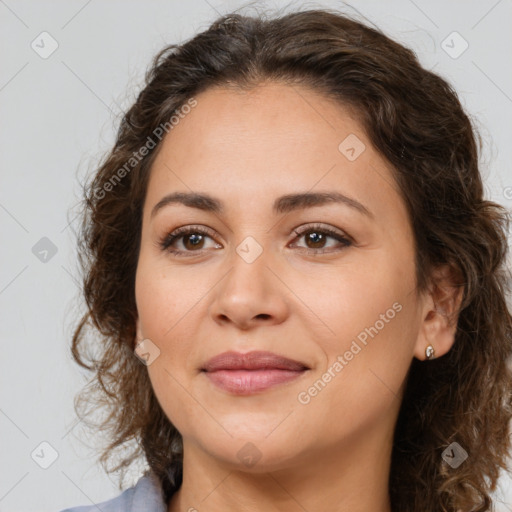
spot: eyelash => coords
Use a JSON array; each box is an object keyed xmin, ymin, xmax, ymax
[{"xmin": 157, "ymin": 223, "xmax": 353, "ymax": 257}]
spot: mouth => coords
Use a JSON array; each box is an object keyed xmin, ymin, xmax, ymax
[{"xmin": 201, "ymin": 350, "xmax": 310, "ymax": 395}]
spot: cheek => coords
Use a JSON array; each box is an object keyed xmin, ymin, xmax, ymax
[
  {"xmin": 135, "ymin": 257, "xmax": 202, "ymax": 366},
  {"xmin": 299, "ymin": 261, "xmax": 407, "ymax": 349},
  {"xmin": 135, "ymin": 255, "xmax": 200, "ymax": 340},
  {"xmin": 303, "ymin": 256, "xmax": 418, "ymax": 403},
  {"xmin": 135, "ymin": 266, "xmax": 200, "ymax": 432},
  {"xmin": 296, "ymin": 302, "xmax": 416, "ymax": 446},
  {"xmin": 146, "ymin": 363, "xmax": 200, "ymax": 437}
]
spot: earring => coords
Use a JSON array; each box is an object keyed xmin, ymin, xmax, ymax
[{"xmin": 425, "ymin": 344, "xmax": 436, "ymax": 360}]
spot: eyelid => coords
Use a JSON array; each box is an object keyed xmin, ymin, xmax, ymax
[
  {"xmin": 292, "ymin": 222, "xmax": 352, "ymax": 241},
  {"xmin": 157, "ymin": 222, "xmax": 353, "ymax": 256},
  {"xmin": 157, "ymin": 224, "xmax": 219, "ymax": 251}
]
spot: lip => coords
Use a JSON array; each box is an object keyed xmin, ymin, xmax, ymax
[
  {"xmin": 201, "ymin": 350, "xmax": 310, "ymax": 395},
  {"xmin": 202, "ymin": 350, "xmax": 309, "ymax": 372}
]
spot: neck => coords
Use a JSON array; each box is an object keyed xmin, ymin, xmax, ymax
[{"xmin": 167, "ymin": 421, "xmax": 394, "ymax": 512}]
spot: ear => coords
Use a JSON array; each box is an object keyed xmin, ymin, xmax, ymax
[{"xmin": 414, "ymin": 263, "xmax": 465, "ymax": 361}]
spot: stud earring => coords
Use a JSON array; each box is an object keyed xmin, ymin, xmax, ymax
[{"xmin": 425, "ymin": 344, "xmax": 436, "ymax": 360}]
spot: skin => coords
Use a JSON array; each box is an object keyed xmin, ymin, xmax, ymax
[{"xmin": 134, "ymin": 82, "xmax": 463, "ymax": 512}]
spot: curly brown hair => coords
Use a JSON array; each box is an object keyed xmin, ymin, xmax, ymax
[{"xmin": 70, "ymin": 6, "xmax": 512, "ymax": 512}]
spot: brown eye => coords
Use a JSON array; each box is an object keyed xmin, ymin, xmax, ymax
[
  {"xmin": 159, "ymin": 226, "xmax": 220, "ymax": 256},
  {"xmin": 182, "ymin": 233, "xmax": 206, "ymax": 250},
  {"xmin": 304, "ymin": 230, "xmax": 327, "ymax": 249},
  {"xmin": 291, "ymin": 224, "xmax": 352, "ymax": 254},
  {"xmin": 158, "ymin": 223, "xmax": 352, "ymax": 257}
]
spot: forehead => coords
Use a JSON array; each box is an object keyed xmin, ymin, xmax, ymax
[{"xmin": 144, "ymin": 82, "xmax": 405, "ymax": 224}]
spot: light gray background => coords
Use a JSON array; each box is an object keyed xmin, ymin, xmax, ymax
[{"xmin": 1, "ymin": 1, "xmax": 512, "ymax": 511}]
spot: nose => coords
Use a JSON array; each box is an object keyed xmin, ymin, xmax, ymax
[{"xmin": 209, "ymin": 243, "xmax": 289, "ymax": 330}]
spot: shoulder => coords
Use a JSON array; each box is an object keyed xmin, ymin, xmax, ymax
[{"xmin": 57, "ymin": 471, "xmax": 167, "ymax": 512}]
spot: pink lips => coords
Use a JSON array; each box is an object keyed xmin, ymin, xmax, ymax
[{"xmin": 201, "ymin": 350, "xmax": 309, "ymax": 395}]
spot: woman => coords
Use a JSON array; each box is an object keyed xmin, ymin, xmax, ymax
[{"xmin": 60, "ymin": 6, "xmax": 512, "ymax": 512}]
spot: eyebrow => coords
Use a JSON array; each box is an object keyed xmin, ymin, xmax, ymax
[{"xmin": 150, "ymin": 191, "xmax": 374, "ymax": 220}]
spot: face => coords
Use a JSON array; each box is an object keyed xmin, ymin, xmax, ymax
[{"xmin": 134, "ymin": 82, "xmax": 428, "ymax": 472}]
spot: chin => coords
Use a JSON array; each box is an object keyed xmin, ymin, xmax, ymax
[{"xmin": 206, "ymin": 440, "xmax": 303, "ymax": 474}]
